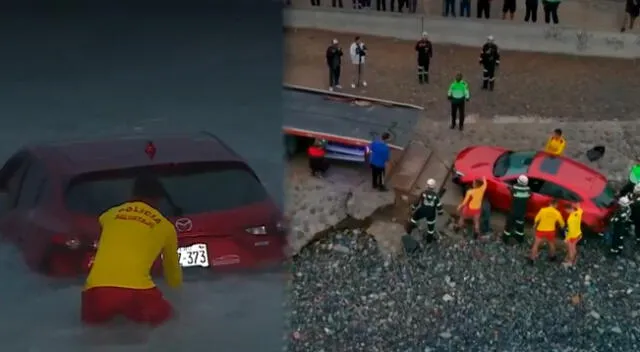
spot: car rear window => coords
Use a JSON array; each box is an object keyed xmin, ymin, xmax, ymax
[
  {"xmin": 592, "ymin": 185, "xmax": 616, "ymax": 209},
  {"xmin": 65, "ymin": 162, "xmax": 268, "ymax": 216},
  {"xmin": 539, "ymin": 157, "xmax": 562, "ymax": 175}
]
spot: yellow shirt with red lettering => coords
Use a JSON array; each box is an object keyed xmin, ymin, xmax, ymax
[
  {"xmin": 534, "ymin": 206, "xmax": 565, "ymax": 232},
  {"xmin": 544, "ymin": 136, "xmax": 566, "ymax": 156},
  {"xmin": 84, "ymin": 201, "xmax": 183, "ymax": 290},
  {"xmin": 461, "ymin": 180, "xmax": 487, "ymax": 210},
  {"xmin": 565, "ymin": 208, "xmax": 583, "ymax": 240}
]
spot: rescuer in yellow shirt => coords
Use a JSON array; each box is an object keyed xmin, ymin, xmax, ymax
[
  {"xmin": 82, "ymin": 173, "xmax": 182, "ymax": 326},
  {"xmin": 544, "ymin": 128, "xmax": 566, "ymax": 156},
  {"xmin": 563, "ymin": 203, "xmax": 583, "ymax": 267},
  {"xmin": 529, "ymin": 199, "xmax": 565, "ymax": 264},
  {"xmin": 456, "ymin": 176, "xmax": 487, "ymax": 238}
]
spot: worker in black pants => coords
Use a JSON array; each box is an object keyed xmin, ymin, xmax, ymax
[
  {"xmin": 447, "ymin": 73, "xmax": 470, "ymax": 131},
  {"xmin": 311, "ymin": 0, "xmax": 320, "ymax": 6},
  {"xmin": 542, "ymin": 0, "xmax": 560, "ymax": 24},
  {"xmin": 477, "ymin": 0, "xmax": 491, "ymax": 18},
  {"xmin": 332, "ymin": 0, "xmax": 344, "ymax": 7},
  {"xmin": 376, "ymin": 0, "xmax": 386, "ymax": 10},
  {"xmin": 524, "ymin": 0, "xmax": 539, "ymax": 22}
]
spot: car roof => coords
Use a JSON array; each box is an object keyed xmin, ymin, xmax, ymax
[
  {"xmin": 25, "ymin": 131, "xmax": 246, "ymax": 176},
  {"xmin": 528, "ymin": 152, "xmax": 608, "ymax": 197}
]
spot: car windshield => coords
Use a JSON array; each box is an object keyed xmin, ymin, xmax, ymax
[
  {"xmin": 492, "ymin": 151, "xmax": 536, "ymax": 178},
  {"xmin": 65, "ymin": 162, "xmax": 268, "ymax": 216},
  {"xmin": 592, "ymin": 185, "xmax": 616, "ymax": 209}
]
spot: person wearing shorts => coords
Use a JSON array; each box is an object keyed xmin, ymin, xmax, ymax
[
  {"xmin": 456, "ymin": 176, "xmax": 487, "ymax": 238},
  {"xmin": 82, "ymin": 173, "xmax": 183, "ymax": 326},
  {"xmin": 502, "ymin": 0, "xmax": 517, "ymax": 19},
  {"xmin": 563, "ymin": 203, "xmax": 583, "ymax": 268},
  {"xmin": 621, "ymin": 0, "xmax": 640, "ymax": 32},
  {"xmin": 529, "ymin": 199, "xmax": 565, "ymax": 264}
]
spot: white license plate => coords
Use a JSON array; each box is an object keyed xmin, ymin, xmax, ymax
[{"xmin": 177, "ymin": 243, "xmax": 209, "ymax": 267}]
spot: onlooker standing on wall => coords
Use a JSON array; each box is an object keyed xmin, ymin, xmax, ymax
[
  {"xmin": 443, "ymin": 0, "xmax": 457, "ymax": 16},
  {"xmin": 502, "ymin": 0, "xmax": 516, "ymax": 19},
  {"xmin": 376, "ymin": 0, "xmax": 386, "ymax": 11},
  {"xmin": 524, "ymin": 0, "xmax": 538, "ymax": 22},
  {"xmin": 311, "ymin": 0, "xmax": 320, "ymax": 6},
  {"xmin": 332, "ymin": 0, "xmax": 344, "ymax": 7},
  {"xmin": 391, "ymin": 0, "xmax": 409, "ymax": 12},
  {"xmin": 621, "ymin": 0, "xmax": 640, "ymax": 32},
  {"xmin": 350, "ymin": 36, "xmax": 368, "ymax": 88},
  {"xmin": 477, "ymin": 0, "xmax": 491, "ymax": 18},
  {"xmin": 460, "ymin": 0, "xmax": 471, "ymax": 17},
  {"xmin": 542, "ymin": 0, "xmax": 560, "ymax": 24},
  {"xmin": 326, "ymin": 39, "xmax": 343, "ymax": 92}
]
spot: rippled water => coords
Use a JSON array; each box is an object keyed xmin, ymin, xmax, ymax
[{"xmin": 0, "ymin": 9, "xmax": 284, "ymax": 351}]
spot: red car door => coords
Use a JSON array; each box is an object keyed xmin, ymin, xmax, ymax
[{"xmin": 488, "ymin": 177, "xmax": 516, "ymax": 212}]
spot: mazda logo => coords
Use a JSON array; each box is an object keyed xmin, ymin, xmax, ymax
[{"xmin": 175, "ymin": 218, "xmax": 193, "ymax": 232}]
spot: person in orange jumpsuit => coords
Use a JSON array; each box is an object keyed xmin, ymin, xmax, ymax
[
  {"xmin": 529, "ymin": 198, "xmax": 565, "ymax": 264},
  {"xmin": 544, "ymin": 128, "xmax": 566, "ymax": 156},
  {"xmin": 82, "ymin": 173, "xmax": 183, "ymax": 326},
  {"xmin": 456, "ymin": 176, "xmax": 487, "ymax": 238},
  {"xmin": 563, "ymin": 202, "xmax": 583, "ymax": 267}
]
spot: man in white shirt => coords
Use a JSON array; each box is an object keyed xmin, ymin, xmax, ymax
[{"xmin": 349, "ymin": 36, "xmax": 368, "ymax": 88}]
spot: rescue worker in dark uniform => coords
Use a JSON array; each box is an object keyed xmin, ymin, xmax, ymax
[
  {"xmin": 479, "ymin": 36, "xmax": 500, "ymax": 91},
  {"xmin": 609, "ymin": 196, "xmax": 632, "ymax": 257},
  {"xmin": 415, "ymin": 32, "xmax": 433, "ymax": 84},
  {"xmin": 326, "ymin": 39, "xmax": 343, "ymax": 92},
  {"xmin": 502, "ymin": 174, "xmax": 531, "ymax": 244},
  {"xmin": 405, "ymin": 178, "xmax": 444, "ymax": 243}
]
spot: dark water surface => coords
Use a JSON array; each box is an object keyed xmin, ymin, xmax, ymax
[{"xmin": 0, "ymin": 5, "xmax": 284, "ymax": 351}]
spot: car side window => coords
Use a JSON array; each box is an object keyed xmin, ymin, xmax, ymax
[
  {"xmin": 528, "ymin": 178, "xmax": 546, "ymax": 193},
  {"xmin": 538, "ymin": 180, "xmax": 581, "ymax": 201},
  {"xmin": 5, "ymin": 161, "xmax": 31, "ymax": 209},
  {"xmin": 16, "ymin": 161, "xmax": 47, "ymax": 209}
]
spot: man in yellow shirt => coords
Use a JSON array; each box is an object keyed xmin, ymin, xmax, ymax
[
  {"xmin": 529, "ymin": 199, "xmax": 565, "ymax": 264},
  {"xmin": 544, "ymin": 128, "xmax": 566, "ymax": 156},
  {"xmin": 82, "ymin": 174, "xmax": 183, "ymax": 326},
  {"xmin": 563, "ymin": 202, "xmax": 583, "ymax": 267},
  {"xmin": 456, "ymin": 176, "xmax": 487, "ymax": 238}
]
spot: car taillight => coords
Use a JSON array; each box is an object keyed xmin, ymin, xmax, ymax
[{"xmin": 246, "ymin": 225, "xmax": 268, "ymax": 235}]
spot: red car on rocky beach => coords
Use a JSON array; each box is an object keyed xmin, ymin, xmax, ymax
[
  {"xmin": 452, "ymin": 146, "xmax": 617, "ymax": 233},
  {"xmin": 0, "ymin": 132, "xmax": 285, "ymax": 277}
]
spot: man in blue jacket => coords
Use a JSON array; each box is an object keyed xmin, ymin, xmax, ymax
[{"xmin": 368, "ymin": 132, "xmax": 391, "ymax": 191}]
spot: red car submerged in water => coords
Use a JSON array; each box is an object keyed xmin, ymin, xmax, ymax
[
  {"xmin": 0, "ymin": 132, "xmax": 285, "ymax": 277},
  {"xmin": 452, "ymin": 146, "xmax": 617, "ymax": 233}
]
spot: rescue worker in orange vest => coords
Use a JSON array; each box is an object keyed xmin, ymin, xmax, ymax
[
  {"xmin": 544, "ymin": 128, "xmax": 566, "ymax": 156},
  {"xmin": 82, "ymin": 173, "xmax": 182, "ymax": 326},
  {"xmin": 456, "ymin": 176, "xmax": 487, "ymax": 239},
  {"xmin": 529, "ymin": 198, "xmax": 565, "ymax": 265},
  {"xmin": 308, "ymin": 139, "xmax": 329, "ymax": 177}
]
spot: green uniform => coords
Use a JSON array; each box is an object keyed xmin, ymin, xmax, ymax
[
  {"xmin": 448, "ymin": 81, "xmax": 470, "ymax": 100},
  {"xmin": 502, "ymin": 183, "xmax": 531, "ymax": 243},
  {"xmin": 447, "ymin": 80, "xmax": 470, "ymax": 130}
]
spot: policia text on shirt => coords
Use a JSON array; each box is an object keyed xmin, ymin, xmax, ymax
[{"xmin": 447, "ymin": 73, "xmax": 470, "ymax": 131}]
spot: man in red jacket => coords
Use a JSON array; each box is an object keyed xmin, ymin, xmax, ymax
[{"xmin": 308, "ymin": 139, "xmax": 329, "ymax": 177}]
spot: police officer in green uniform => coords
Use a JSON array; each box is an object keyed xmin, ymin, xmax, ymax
[
  {"xmin": 630, "ymin": 184, "xmax": 640, "ymax": 246},
  {"xmin": 618, "ymin": 163, "xmax": 640, "ymax": 197},
  {"xmin": 609, "ymin": 196, "xmax": 633, "ymax": 257},
  {"xmin": 406, "ymin": 178, "xmax": 444, "ymax": 244},
  {"xmin": 447, "ymin": 73, "xmax": 470, "ymax": 131},
  {"xmin": 502, "ymin": 174, "xmax": 531, "ymax": 244}
]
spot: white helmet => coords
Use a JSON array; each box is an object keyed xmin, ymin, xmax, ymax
[
  {"xmin": 487, "ymin": 35, "xmax": 494, "ymax": 42},
  {"xmin": 422, "ymin": 31, "xmax": 428, "ymax": 38},
  {"xmin": 619, "ymin": 196, "xmax": 631, "ymax": 206},
  {"xmin": 634, "ymin": 184, "xmax": 640, "ymax": 194},
  {"xmin": 426, "ymin": 178, "xmax": 436, "ymax": 188},
  {"xmin": 332, "ymin": 38, "xmax": 338, "ymax": 45},
  {"xmin": 517, "ymin": 174, "xmax": 528, "ymax": 185}
]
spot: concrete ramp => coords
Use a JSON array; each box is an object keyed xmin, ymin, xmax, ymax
[{"xmin": 388, "ymin": 140, "xmax": 453, "ymax": 205}]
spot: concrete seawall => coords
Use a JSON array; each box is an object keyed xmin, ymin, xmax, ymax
[{"xmin": 284, "ymin": 8, "xmax": 640, "ymax": 58}]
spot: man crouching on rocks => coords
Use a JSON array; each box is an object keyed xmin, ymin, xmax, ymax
[
  {"xmin": 456, "ymin": 176, "xmax": 487, "ymax": 239},
  {"xmin": 406, "ymin": 178, "xmax": 444, "ymax": 244}
]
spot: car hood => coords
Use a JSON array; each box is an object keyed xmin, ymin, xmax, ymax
[{"xmin": 454, "ymin": 146, "xmax": 507, "ymax": 181}]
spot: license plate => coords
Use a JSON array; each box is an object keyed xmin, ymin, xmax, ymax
[{"xmin": 177, "ymin": 243, "xmax": 209, "ymax": 267}]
